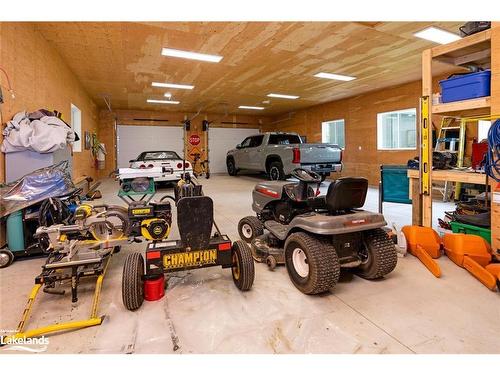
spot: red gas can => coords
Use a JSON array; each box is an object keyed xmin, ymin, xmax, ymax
[{"xmin": 144, "ymin": 275, "xmax": 165, "ymax": 301}]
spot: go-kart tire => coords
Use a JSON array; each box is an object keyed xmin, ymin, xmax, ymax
[
  {"xmin": 284, "ymin": 232, "xmax": 340, "ymax": 294},
  {"xmin": 238, "ymin": 216, "xmax": 264, "ymax": 243},
  {"xmin": 0, "ymin": 249, "xmax": 14, "ymax": 269},
  {"xmin": 268, "ymin": 161, "xmax": 285, "ymax": 181},
  {"xmin": 227, "ymin": 158, "xmax": 237, "ymax": 176},
  {"xmin": 356, "ymin": 228, "xmax": 398, "ymax": 280},
  {"xmin": 122, "ymin": 252, "xmax": 145, "ymax": 311},
  {"xmin": 231, "ymin": 240, "xmax": 255, "ymax": 291},
  {"xmin": 320, "ymin": 173, "xmax": 327, "ymax": 182}
]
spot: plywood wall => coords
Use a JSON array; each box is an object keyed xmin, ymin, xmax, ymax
[
  {"xmin": 0, "ymin": 22, "xmax": 99, "ymax": 183},
  {"xmin": 97, "ymin": 109, "xmax": 270, "ymax": 178},
  {"xmin": 263, "ymin": 76, "xmax": 478, "ymax": 185}
]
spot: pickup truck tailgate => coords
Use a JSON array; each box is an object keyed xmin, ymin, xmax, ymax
[{"xmin": 299, "ymin": 143, "xmax": 342, "ymax": 164}]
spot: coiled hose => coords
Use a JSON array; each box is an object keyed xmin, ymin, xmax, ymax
[
  {"xmin": 485, "ymin": 119, "xmax": 500, "ymax": 182},
  {"xmin": 38, "ymin": 197, "xmax": 72, "ymax": 227}
]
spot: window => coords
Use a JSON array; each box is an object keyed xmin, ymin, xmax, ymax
[
  {"xmin": 249, "ymin": 135, "xmax": 264, "ymax": 147},
  {"xmin": 322, "ymin": 119, "xmax": 345, "ymax": 149},
  {"xmin": 268, "ymin": 134, "xmax": 302, "ymax": 145},
  {"xmin": 140, "ymin": 151, "xmax": 181, "ymax": 160},
  {"xmin": 70, "ymin": 104, "xmax": 82, "ymax": 152},
  {"xmin": 240, "ymin": 137, "xmax": 252, "ymax": 148},
  {"xmin": 478, "ymin": 120, "xmax": 491, "ymax": 142},
  {"xmin": 377, "ymin": 108, "xmax": 416, "ymax": 150}
]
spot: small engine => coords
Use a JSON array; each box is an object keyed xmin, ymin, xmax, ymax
[
  {"xmin": 128, "ymin": 201, "xmax": 172, "ymax": 240},
  {"xmin": 141, "ymin": 218, "xmax": 170, "ymax": 240}
]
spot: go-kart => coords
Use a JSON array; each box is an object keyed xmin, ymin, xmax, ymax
[
  {"xmin": 238, "ymin": 168, "xmax": 397, "ymax": 294},
  {"xmin": 122, "ymin": 174, "xmax": 255, "ymax": 311}
]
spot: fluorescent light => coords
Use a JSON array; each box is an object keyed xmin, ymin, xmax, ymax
[
  {"xmin": 267, "ymin": 93, "xmax": 300, "ymax": 100},
  {"xmin": 239, "ymin": 105, "xmax": 264, "ymax": 110},
  {"xmin": 147, "ymin": 99, "xmax": 180, "ymax": 105},
  {"xmin": 414, "ymin": 27, "xmax": 461, "ymax": 44},
  {"xmin": 152, "ymin": 82, "xmax": 194, "ymax": 90},
  {"xmin": 161, "ymin": 48, "xmax": 223, "ymax": 63},
  {"xmin": 314, "ymin": 72, "xmax": 356, "ymax": 81}
]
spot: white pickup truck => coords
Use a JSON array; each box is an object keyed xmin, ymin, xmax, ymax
[{"xmin": 226, "ymin": 132, "xmax": 343, "ymax": 181}]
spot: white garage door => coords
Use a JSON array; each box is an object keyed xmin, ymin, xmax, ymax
[
  {"xmin": 209, "ymin": 127, "xmax": 259, "ymax": 174},
  {"xmin": 117, "ymin": 125, "xmax": 184, "ymax": 168}
]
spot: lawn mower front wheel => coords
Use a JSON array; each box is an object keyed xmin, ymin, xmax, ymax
[
  {"xmin": 122, "ymin": 252, "xmax": 145, "ymax": 311},
  {"xmin": 231, "ymin": 240, "xmax": 255, "ymax": 291}
]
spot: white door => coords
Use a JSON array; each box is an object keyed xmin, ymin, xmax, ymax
[
  {"xmin": 208, "ymin": 127, "xmax": 260, "ymax": 174},
  {"xmin": 117, "ymin": 125, "xmax": 184, "ymax": 168}
]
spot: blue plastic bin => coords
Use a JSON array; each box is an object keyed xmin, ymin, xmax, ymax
[{"xmin": 439, "ymin": 70, "xmax": 490, "ymax": 103}]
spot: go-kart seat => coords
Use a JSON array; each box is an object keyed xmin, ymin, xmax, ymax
[
  {"xmin": 177, "ymin": 196, "xmax": 214, "ymax": 249},
  {"xmin": 308, "ymin": 177, "xmax": 368, "ymax": 213}
]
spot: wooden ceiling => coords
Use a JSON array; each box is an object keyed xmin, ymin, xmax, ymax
[{"xmin": 34, "ymin": 22, "xmax": 462, "ymax": 116}]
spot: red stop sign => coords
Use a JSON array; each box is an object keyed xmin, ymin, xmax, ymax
[{"xmin": 189, "ymin": 134, "xmax": 201, "ymax": 146}]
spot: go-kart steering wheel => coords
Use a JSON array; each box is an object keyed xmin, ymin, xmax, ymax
[{"xmin": 291, "ymin": 168, "xmax": 322, "ymax": 183}]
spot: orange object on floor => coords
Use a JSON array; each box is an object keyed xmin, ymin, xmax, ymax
[
  {"xmin": 463, "ymin": 256, "xmax": 498, "ymax": 291},
  {"xmin": 442, "ymin": 233, "xmax": 491, "ymax": 267},
  {"xmin": 401, "ymin": 226, "xmax": 441, "ymax": 258},
  {"xmin": 485, "ymin": 263, "xmax": 500, "ymax": 279},
  {"xmin": 415, "ymin": 244, "xmax": 441, "ymax": 278}
]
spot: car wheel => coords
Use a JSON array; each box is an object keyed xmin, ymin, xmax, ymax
[
  {"xmin": 268, "ymin": 161, "xmax": 285, "ymax": 181},
  {"xmin": 227, "ymin": 158, "xmax": 237, "ymax": 176}
]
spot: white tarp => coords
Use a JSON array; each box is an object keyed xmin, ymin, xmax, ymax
[{"xmin": 1, "ymin": 111, "xmax": 76, "ymax": 153}]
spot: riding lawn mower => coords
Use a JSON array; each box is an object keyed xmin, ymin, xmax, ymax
[{"xmin": 238, "ymin": 168, "xmax": 398, "ymax": 294}]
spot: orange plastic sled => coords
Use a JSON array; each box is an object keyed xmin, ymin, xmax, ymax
[
  {"xmin": 401, "ymin": 226, "xmax": 442, "ymax": 277},
  {"xmin": 443, "ymin": 233, "xmax": 498, "ymax": 291}
]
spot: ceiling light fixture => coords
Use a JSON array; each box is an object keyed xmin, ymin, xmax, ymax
[
  {"xmin": 414, "ymin": 27, "xmax": 461, "ymax": 44},
  {"xmin": 239, "ymin": 105, "xmax": 265, "ymax": 110},
  {"xmin": 147, "ymin": 99, "xmax": 180, "ymax": 105},
  {"xmin": 161, "ymin": 48, "xmax": 223, "ymax": 63},
  {"xmin": 267, "ymin": 93, "xmax": 300, "ymax": 99},
  {"xmin": 314, "ymin": 72, "xmax": 356, "ymax": 81},
  {"xmin": 152, "ymin": 82, "xmax": 194, "ymax": 90}
]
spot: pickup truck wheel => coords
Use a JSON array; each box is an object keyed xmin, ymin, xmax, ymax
[
  {"xmin": 226, "ymin": 158, "xmax": 237, "ymax": 176},
  {"xmin": 284, "ymin": 233, "xmax": 340, "ymax": 294},
  {"xmin": 268, "ymin": 161, "xmax": 285, "ymax": 181},
  {"xmin": 238, "ymin": 216, "xmax": 264, "ymax": 243}
]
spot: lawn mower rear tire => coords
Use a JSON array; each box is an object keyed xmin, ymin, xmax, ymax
[
  {"xmin": 284, "ymin": 232, "xmax": 340, "ymax": 294},
  {"xmin": 356, "ymin": 228, "xmax": 398, "ymax": 280}
]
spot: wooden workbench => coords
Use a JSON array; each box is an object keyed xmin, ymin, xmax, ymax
[{"xmin": 407, "ymin": 169, "xmax": 487, "ymax": 225}]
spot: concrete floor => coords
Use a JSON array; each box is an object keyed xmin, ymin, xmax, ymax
[{"xmin": 1, "ymin": 175, "xmax": 499, "ymax": 354}]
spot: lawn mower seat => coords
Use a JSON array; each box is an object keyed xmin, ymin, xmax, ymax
[
  {"xmin": 309, "ymin": 177, "xmax": 368, "ymax": 213},
  {"xmin": 177, "ymin": 196, "xmax": 213, "ymax": 249}
]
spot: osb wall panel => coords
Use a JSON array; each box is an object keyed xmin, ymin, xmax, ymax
[
  {"xmin": 0, "ymin": 22, "xmax": 98, "ymax": 183},
  {"xmin": 34, "ymin": 22, "xmax": 461, "ymax": 116},
  {"xmin": 263, "ymin": 76, "xmax": 477, "ymax": 185},
  {"xmin": 98, "ymin": 109, "xmax": 270, "ymax": 178}
]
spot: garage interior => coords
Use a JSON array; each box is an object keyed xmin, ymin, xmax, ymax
[{"xmin": 0, "ymin": 21, "xmax": 499, "ymax": 355}]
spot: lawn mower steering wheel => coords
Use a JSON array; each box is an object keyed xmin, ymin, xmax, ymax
[{"xmin": 291, "ymin": 168, "xmax": 322, "ymax": 183}]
